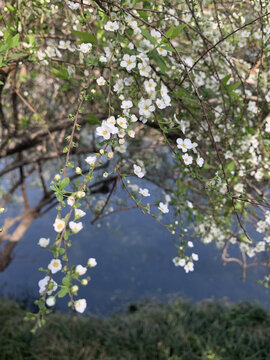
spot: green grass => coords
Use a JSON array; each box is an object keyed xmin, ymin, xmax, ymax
[{"xmin": 1, "ymin": 298, "xmax": 270, "ymax": 359}]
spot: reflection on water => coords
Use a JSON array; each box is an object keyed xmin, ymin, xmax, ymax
[{"xmin": 0, "ymin": 172, "xmax": 269, "ymax": 315}]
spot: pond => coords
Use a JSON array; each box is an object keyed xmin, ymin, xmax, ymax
[{"xmin": 0, "ymin": 164, "xmax": 269, "ymax": 315}]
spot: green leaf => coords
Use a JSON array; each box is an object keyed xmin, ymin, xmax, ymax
[
  {"xmin": 137, "ymin": 10, "xmax": 148, "ymax": 21},
  {"xmin": 150, "ymin": 50, "xmax": 167, "ymax": 73},
  {"xmin": 141, "ymin": 28, "xmax": 156, "ymax": 45},
  {"xmin": 85, "ymin": 114, "xmax": 100, "ymax": 125},
  {"xmin": 221, "ymin": 74, "xmax": 231, "ymax": 86},
  {"xmin": 8, "ymin": 34, "xmax": 20, "ymax": 50},
  {"xmin": 71, "ymin": 30, "xmax": 96, "ymax": 44},
  {"xmin": 8, "ymin": 52, "xmax": 28, "ymax": 59},
  {"xmin": 226, "ymin": 161, "xmax": 235, "ymax": 172},
  {"xmin": 62, "ymin": 275, "xmax": 71, "ymax": 286},
  {"xmin": 57, "ymin": 287, "xmax": 69, "ymax": 298},
  {"xmin": 176, "ymin": 88, "xmax": 200, "ymax": 107},
  {"xmin": 51, "ymin": 68, "xmax": 69, "ymax": 81},
  {"xmin": 56, "ymin": 193, "xmax": 64, "ymax": 202},
  {"xmin": 59, "ymin": 177, "xmax": 70, "ymax": 190},
  {"xmin": 164, "ymin": 24, "xmax": 186, "ymax": 40},
  {"xmin": 227, "ymin": 81, "xmax": 241, "ymax": 92}
]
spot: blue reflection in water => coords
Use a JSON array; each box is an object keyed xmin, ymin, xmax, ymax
[{"xmin": 0, "ymin": 179, "xmax": 269, "ymax": 315}]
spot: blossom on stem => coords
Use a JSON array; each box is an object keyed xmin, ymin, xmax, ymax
[
  {"xmin": 69, "ymin": 221, "xmax": 83, "ymax": 233},
  {"xmin": 133, "ymin": 164, "xmax": 145, "ymax": 178},
  {"xmin": 53, "ymin": 218, "xmax": 65, "ymax": 233},
  {"xmin": 158, "ymin": 202, "xmax": 169, "ymax": 213},
  {"xmin": 48, "ymin": 259, "xmax": 62, "ymax": 274},
  {"xmin": 75, "ymin": 299, "xmax": 87, "ymax": 313}
]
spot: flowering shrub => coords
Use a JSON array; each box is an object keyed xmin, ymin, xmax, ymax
[{"xmin": 0, "ymin": 0, "xmax": 270, "ymax": 330}]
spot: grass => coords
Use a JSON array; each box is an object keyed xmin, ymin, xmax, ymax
[{"xmin": 1, "ymin": 298, "xmax": 270, "ymax": 359}]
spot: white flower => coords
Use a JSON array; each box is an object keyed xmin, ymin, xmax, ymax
[
  {"xmin": 75, "ymin": 264, "xmax": 87, "ymax": 276},
  {"xmin": 117, "ymin": 117, "xmax": 128, "ymax": 129},
  {"xmin": 75, "ymin": 298, "xmax": 87, "ymax": 313},
  {"xmin": 46, "ymin": 297, "xmax": 56, "ymax": 307},
  {"xmin": 45, "ymin": 46, "xmax": 56, "ymax": 58},
  {"xmin": 124, "ymin": 77, "xmax": 133, "ymax": 86},
  {"xmin": 234, "ymin": 183, "xmax": 244, "ymax": 193},
  {"xmin": 176, "ymin": 138, "xmax": 193, "ymax": 152},
  {"xmin": 144, "ymin": 79, "xmax": 157, "ymax": 93},
  {"xmin": 76, "ymin": 191, "xmax": 85, "ymax": 199},
  {"xmin": 139, "ymin": 188, "xmax": 150, "ymax": 197},
  {"xmin": 106, "ymin": 116, "xmax": 116, "ymax": 126},
  {"xmin": 68, "ymin": 2, "xmax": 80, "ymax": 10},
  {"xmin": 113, "ymin": 79, "xmax": 124, "ymax": 93},
  {"xmin": 48, "ymin": 259, "xmax": 62, "ymax": 274},
  {"xmin": 265, "ymin": 119, "xmax": 270, "ymax": 132},
  {"xmin": 196, "ymin": 157, "xmax": 204, "ymax": 167},
  {"xmin": 133, "ymin": 164, "xmax": 145, "ymax": 178},
  {"xmin": 104, "ymin": 21, "xmax": 119, "ymax": 32},
  {"xmin": 150, "ymin": 29, "xmax": 161, "ymax": 42},
  {"xmin": 138, "ymin": 39, "xmax": 154, "ymax": 53},
  {"xmin": 247, "ymin": 101, "xmax": 258, "ymax": 113},
  {"xmin": 87, "ymin": 258, "xmax": 97, "ymax": 267},
  {"xmin": 38, "ymin": 237, "xmax": 50, "ymax": 248},
  {"xmin": 58, "ymin": 40, "xmax": 70, "ymax": 50},
  {"xmin": 163, "ymin": 94, "xmax": 171, "ymax": 106},
  {"xmin": 138, "ymin": 62, "xmax": 151, "ymax": 77},
  {"xmin": 120, "ymin": 54, "xmax": 136, "ymax": 71},
  {"xmin": 78, "ymin": 43, "xmax": 92, "ymax": 53},
  {"xmin": 97, "ymin": 76, "xmax": 106, "ymax": 86},
  {"xmin": 156, "ymin": 98, "xmax": 166, "ymax": 109},
  {"xmin": 173, "ymin": 257, "xmax": 186, "ymax": 267},
  {"xmin": 182, "ymin": 154, "xmax": 193, "ymax": 165},
  {"xmin": 118, "ymin": 129, "xmax": 126, "ymax": 138},
  {"xmin": 100, "ymin": 55, "xmax": 107, "ymax": 63},
  {"xmin": 38, "ymin": 276, "xmax": 57, "ymax": 295},
  {"xmin": 179, "ymin": 258, "xmax": 186, "ymax": 267},
  {"xmin": 75, "ymin": 209, "xmax": 86, "ymax": 218},
  {"xmin": 67, "ymin": 196, "xmax": 75, "ymax": 207},
  {"xmin": 96, "ymin": 123, "xmax": 112, "ymax": 140},
  {"xmin": 85, "ymin": 155, "xmax": 96, "ymax": 166},
  {"xmin": 255, "ymin": 241, "xmax": 265, "ymax": 252},
  {"xmin": 138, "ymin": 98, "xmax": 155, "ymax": 118},
  {"xmin": 158, "ymin": 202, "xmax": 169, "ymax": 213},
  {"xmin": 121, "ymin": 100, "xmax": 133, "ymax": 109},
  {"xmin": 53, "ymin": 218, "xmax": 65, "ymax": 233},
  {"xmin": 160, "ymin": 84, "xmax": 168, "ymax": 97},
  {"xmin": 157, "ymin": 46, "xmax": 167, "ymax": 56},
  {"xmin": 128, "ymin": 130, "xmax": 135, "ymax": 138},
  {"xmin": 188, "ymin": 241, "xmax": 194, "ymax": 248},
  {"xmin": 192, "ymin": 253, "xmax": 199, "ymax": 261},
  {"xmin": 69, "ymin": 221, "xmax": 83, "ymax": 233},
  {"xmin": 184, "ymin": 262, "xmax": 194, "ymax": 273},
  {"xmin": 131, "ymin": 114, "xmax": 138, "ymax": 122}
]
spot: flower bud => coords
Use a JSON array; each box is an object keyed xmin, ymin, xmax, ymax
[{"xmin": 71, "ymin": 285, "xmax": 79, "ymax": 294}]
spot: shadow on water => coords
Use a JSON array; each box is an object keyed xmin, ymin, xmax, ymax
[{"xmin": 0, "ymin": 150, "xmax": 269, "ymax": 315}]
